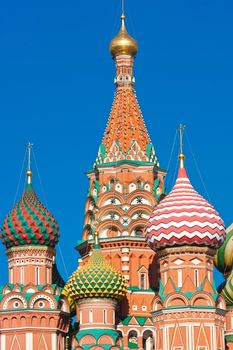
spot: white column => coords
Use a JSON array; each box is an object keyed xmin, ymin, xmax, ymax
[
  {"xmin": 26, "ymin": 333, "xmax": 33, "ymax": 350},
  {"xmin": 163, "ymin": 327, "xmax": 167, "ymax": 350},
  {"xmin": 1, "ymin": 334, "xmax": 6, "ymax": 350},
  {"xmin": 212, "ymin": 325, "xmax": 216, "ymax": 350},
  {"xmin": 52, "ymin": 333, "xmax": 57, "ymax": 350},
  {"xmin": 146, "ymin": 337, "xmax": 152, "ymax": 350}
]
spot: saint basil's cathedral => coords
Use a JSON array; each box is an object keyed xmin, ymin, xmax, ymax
[{"xmin": 0, "ymin": 7, "xmax": 232, "ymax": 350}]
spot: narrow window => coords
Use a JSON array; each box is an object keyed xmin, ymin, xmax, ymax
[
  {"xmin": 164, "ymin": 271, "xmax": 167, "ymax": 285},
  {"xmin": 9, "ymin": 268, "xmax": 13, "ymax": 283},
  {"xmin": 103, "ymin": 309, "xmax": 107, "ymax": 324},
  {"xmin": 89, "ymin": 309, "xmax": 93, "ymax": 323},
  {"xmin": 80, "ymin": 310, "xmax": 82, "ymax": 324},
  {"xmin": 46, "ymin": 267, "xmax": 50, "ymax": 284},
  {"xmin": 194, "ymin": 269, "xmax": 199, "ymax": 287},
  {"xmin": 178, "ymin": 269, "xmax": 182, "ymax": 288},
  {"xmin": 20, "ymin": 267, "xmax": 24, "ymax": 284},
  {"xmin": 36, "ymin": 267, "xmax": 40, "ymax": 285},
  {"xmin": 140, "ymin": 273, "xmax": 146, "ymax": 289},
  {"xmin": 207, "ymin": 270, "xmax": 211, "ymax": 282}
]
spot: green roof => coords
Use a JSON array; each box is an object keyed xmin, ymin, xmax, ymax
[
  {"xmin": 76, "ymin": 328, "xmax": 120, "ymax": 342},
  {"xmin": 121, "ymin": 316, "xmax": 152, "ymax": 326},
  {"xmin": 226, "ymin": 334, "xmax": 233, "ymax": 342}
]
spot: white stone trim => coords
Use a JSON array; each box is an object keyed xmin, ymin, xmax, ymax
[
  {"xmin": 1, "ymin": 334, "xmax": 6, "ymax": 350},
  {"xmin": 26, "ymin": 333, "xmax": 33, "ymax": 350},
  {"xmin": 52, "ymin": 333, "xmax": 57, "ymax": 350}
]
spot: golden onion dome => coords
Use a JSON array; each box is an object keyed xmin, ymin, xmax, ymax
[
  {"xmin": 110, "ymin": 15, "xmax": 138, "ymax": 58},
  {"xmin": 65, "ymin": 235, "xmax": 127, "ymax": 301}
]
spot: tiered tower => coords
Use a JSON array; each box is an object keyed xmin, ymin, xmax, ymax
[
  {"xmin": 0, "ymin": 144, "xmax": 70, "ymax": 350},
  {"xmin": 76, "ymin": 10, "xmax": 166, "ymax": 349},
  {"xmin": 146, "ymin": 127, "xmax": 226, "ymax": 350},
  {"xmin": 65, "ymin": 232, "xmax": 127, "ymax": 349}
]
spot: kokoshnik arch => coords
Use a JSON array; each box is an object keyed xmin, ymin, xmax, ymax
[{"xmin": 0, "ymin": 5, "xmax": 232, "ymax": 350}]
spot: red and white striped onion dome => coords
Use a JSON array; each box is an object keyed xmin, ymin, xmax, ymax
[{"xmin": 146, "ymin": 166, "xmax": 225, "ymax": 251}]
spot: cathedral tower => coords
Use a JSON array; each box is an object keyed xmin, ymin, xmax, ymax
[
  {"xmin": 76, "ymin": 9, "xmax": 166, "ymax": 348},
  {"xmin": 0, "ymin": 144, "xmax": 70, "ymax": 350},
  {"xmin": 65, "ymin": 232, "xmax": 127, "ymax": 349},
  {"xmin": 146, "ymin": 127, "xmax": 226, "ymax": 350}
]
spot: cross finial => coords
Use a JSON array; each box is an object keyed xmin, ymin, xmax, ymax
[
  {"xmin": 94, "ymin": 231, "xmax": 100, "ymax": 249},
  {"xmin": 178, "ymin": 124, "xmax": 185, "ymax": 168},
  {"xmin": 122, "ymin": 0, "xmax": 125, "ymax": 16},
  {"xmin": 27, "ymin": 142, "xmax": 33, "ymax": 184}
]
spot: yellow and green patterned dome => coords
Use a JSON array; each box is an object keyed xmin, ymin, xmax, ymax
[
  {"xmin": 214, "ymin": 224, "xmax": 233, "ymax": 277},
  {"xmin": 65, "ymin": 235, "xmax": 127, "ymax": 301}
]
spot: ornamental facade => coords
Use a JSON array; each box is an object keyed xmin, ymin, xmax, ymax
[{"xmin": 0, "ymin": 7, "xmax": 232, "ymax": 350}]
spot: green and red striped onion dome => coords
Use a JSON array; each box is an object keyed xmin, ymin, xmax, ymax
[
  {"xmin": 214, "ymin": 224, "xmax": 233, "ymax": 277},
  {"xmin": 221, "ymin": 272, "xmax": 233, "ymax": 305},
  {"xmin": 1, "ymin": 184, "xmax": 60, "ymax": 248}
]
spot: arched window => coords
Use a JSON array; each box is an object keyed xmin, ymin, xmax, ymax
[
  {"xmin": 143, "ymin": 330, "xmax": 154, "ymax": 350},
  {"xmin": 110, "ymin": 179, "xmax": 115, "ymax": 189},
  {"xmin": 135, "ymin": 227, "xmax": 143, "ymax": 237},
  {"xmin": 137, "ymin": 179, "xmax": 142, "ymax": 189},
  {"xmin": 140, "ymin": 273, "xmax": 147, "ymax": 290},
  {"xmin": 128, "ymin": 330, "xmax": 138, "ymax": 349}
]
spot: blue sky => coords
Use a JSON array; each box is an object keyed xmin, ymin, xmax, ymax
[{"xmin": 0, "ymin": 0, "xmax": 232, "ymax": 285}]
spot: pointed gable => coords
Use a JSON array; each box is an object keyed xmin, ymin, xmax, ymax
[
  {"xmin": 180, "ymin": 275, "xmax": 197, "ymax": 293},
  {"xmin": 163, "ymin": 277, "xmax": 176, "ymax": 295}
]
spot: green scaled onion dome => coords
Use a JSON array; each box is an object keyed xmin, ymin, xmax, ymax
[
  {"xmin": 65, "ymin": 234, "xmax": 127, "ymax": 301},
  {"xmin": 1, "ymin": 171, "xmax": 60, "ymax": 249},
  {"xmin": 214, "ymin": 224, "xmax": 233, "ymax": 277}
]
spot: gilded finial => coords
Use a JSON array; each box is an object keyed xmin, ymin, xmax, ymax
[
  {"xmin": 26, "ymin": 142, "xmax": 33, "ymax": 184},
  {"xmin": 178, "ymin": 124, "xmax": 185, "ymax": 168},
  {"xmin": 94, "ymin": 231, "xmax": 100, "ymax": 249},
  {"xmin": 122, "ymin": 0, "xmax": 125, "ymax": 16},
  {"xmin": 109, "ymin": 1, "xmax": 138, "ymax": 58},
  {"xmin": 65, "ymin": 336, "xmax": 69, "ymax": 350}
]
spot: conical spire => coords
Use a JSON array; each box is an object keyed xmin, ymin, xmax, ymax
[{"xmin": 95, "ymin": 6, "xmax": 158, "ymax": 166}]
